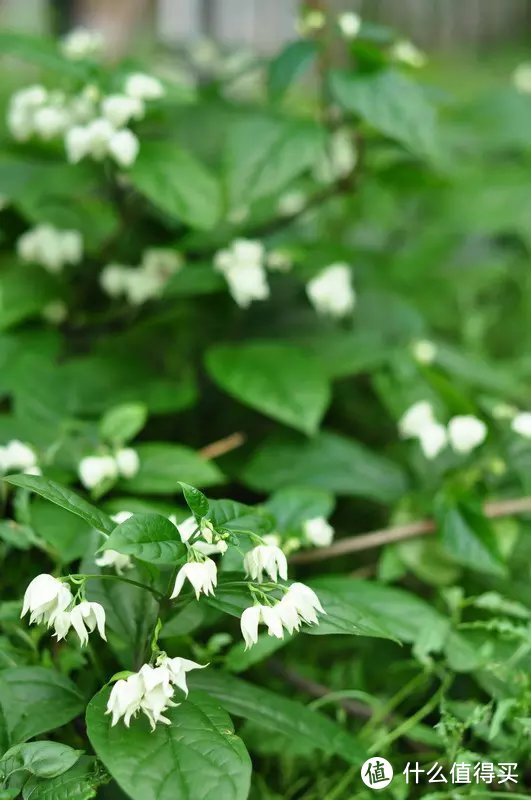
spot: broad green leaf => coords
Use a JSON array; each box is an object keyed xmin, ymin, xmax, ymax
[
  {"xmin": 0, "ymin": 667, "xmax": 84, "ymax": 745},
  {"xmin": 0, "ymin": 741, "xmax": 81, "ymax": 779},
  {"xmin": 189, "ymin": 671, "xmax": 365, "ymax": 766},
  {"xmin": 100, "ymin": 403, "xmax": 147, "ymax": 445},
  {"xmin": 0, "ymin": 264, "xmax": 56, "ymax": 331},
  {"xmin": 103, "ymin": 512, "xmax": 186, "ymax": 565},
  {"xmin": 3, "ymin": 475, "xmax": 114, "ymax": 535},
  {"xmin": 268, "ymin": 40, "xmax": 317, "ymax": 102},
  {"xmin": 20, "ymin": 756, "xmax": 106, "ymax": 800},
  {"xmin": 179, "ymin": 482, "xmax": 209, "ymax": 518},
  {"xmin": 129, "ymin": 142, "xmax": 222, "ymax": 230},
  {"xmin": 224, "ymin": 115, "xmax": 324, "ymax": 206},
  {"xmin": 122, "ymin": 444, "xmax": 224, "ymax": 495},
  {"xmin": 264, "ymin": 486, "xmax": 334, "ymax": 532},
  {"xmin": 164, "ymin": 264, "xmax": 225, "ymax": 297},
  {"xmin": 242, "ymin": 431, "xmax": 407, "ymax": 502},
  {"xmin": 86, "ymin": 687, "xmax": 251, "ymax": 800},
  {"xmin": 207, "ymin": 499, "xmax": 274, "ymax": 536},
  {"xmin": 206, "ymin": 342, "xmax": 331, "ymax": 435},
  {"xmin": 330, "ymin": 68, "xmax": 439, "ymax": 160},
  {"xmin": 30, "ymin": 499, "xmax": 92, "ymax": 563},
  {"xmin": 435, "ymin": 496, "xmax": 505, "ymax": 576}
]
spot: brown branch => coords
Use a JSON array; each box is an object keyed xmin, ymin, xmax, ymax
[
  {"xmin": 290, "ymin": 496, "xmax": 531, "ymax": 564},
  {"xmin": 199, "ymin": 432, "xmax": 246, "ymax": 460}
]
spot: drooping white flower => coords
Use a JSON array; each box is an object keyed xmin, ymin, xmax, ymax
[
  {"xmin": 338, "ymin": 12, "xmax": 361, "ymax": 38},
  {"xmin": 398, "ymin": 401, "xmax": 436, "ymax": 439},
  {"xmin": 124, "ymin": 73, "xmax": 165, "ymax": 100},
  {"xmin": 65, "ymin": 125, "xmax": 92, "ymax": 163},
  {"xmin": 296, "ymin": 9, "xmax": 325, "ymax": 36},
  {"xmin": 306, "ymin": 263, "xmax": 355, "ymax": 318},
  {"xmin": 96, "ymin": 513, "xmax": 134, "ymax": 573},
  {"xmin": 123, "ymin": 269, "xmax": 163, "ymax": 305},
  {"xmin": 106, "ymin": 672, "xmax": 145, "ymax": 727},
  {"xmin": 78, "ymin": 454, "xmax": 118, "ymax": 489},
  {"xmin": 214, "ymin": 239, "xmax": 269, "ymax": 308},
  {"xmin": 21, "ymin": 574, "xmax": 73, "ymax": 627},
  {"xmin": 170, "ymin": 558, "xmax": 217, "ymax": 600},
  {"xmin": 3, "ymin": 440, "xmax": 38, "ymax": 473},
  {"xmin": 284, "ymin": 582, "xmax": 325, "ymax": 626},
  {"xmin": 69, "ymin": 601, "xmax": 106, "ymax": 646},
  {"xmin": 391, "ymin": 40, "xmax": 426, "ymax": 68},
  {"xmin": 244, "ymin": 544, "xmax": 288, "ymax": 583},
  {"xmin": 141, "ymin": 248, "xmax": 183, "ymax": 279},
  {"xmin": 138, "ymin": 664, "xmax": 177, "ymax": 730},
  {"xmin": 107, "ymin": 128, "xmax": 140, "ymax": 167},
  {"xmin": 447, "ymin": 415, "xmax": 487, "ymax": 454},
  {"xmin": 513, "ymin": 63, "xmax": 531, "ymax": 94},
  {"xmin": 511, "ymin": 412, "xmax": 531, "ymax": 438},
  {"xmin": 99, "ymin": 263, "xmax": 130, "ymax": 297},
  {"xmin": 115, "ymin": 448, "xmax": 140, "ymax": 479},
  {"xmin": 303, "ymin": 516, "xmax": 334, "ymax": 548},
  {"xmin": 411, "ymin": 339, "xmax": 437, "ymax": 365},
  {"xmin": 101, "ymin": 94, "xmax": 144, "ymax": 127},
  {"xmin": 171, "ymin": 515, "xmax": 227, "ymax": 556},
  {"xmin": 156, "ymin": 654, "xmax": 206, "ymax": 696},
  {"xmin": 33, "ymin": 105, "xmax": 70, "ymax": 140},
  {"xmin": 52, "ymin": 610, "xmax": 72, "ymax": 641},
  {"xmin": 7, "ymin": 85, "xmax": 48, "ymax": 141},
  {"xmin": 418, "ymin": 422, "xmax": 448, "ymax": 460},
  {"xmin": 17, "ymin": 225, "xmax": 82, "ymax": 273},
  {"xmin": 61, "ymin": 28, "xmax": 104, "ymax": 60},
  {"xmin": 240, "ymin": 603, "xmax": 285, "ymax": 648}
]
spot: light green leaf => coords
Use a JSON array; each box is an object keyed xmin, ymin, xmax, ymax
[
  {"xmin": 179, "ymin": 482, "xmax": 209, "ymax": 518},
  {"xmin": 242, "ymin": 431, "xmax": 407, "ymax": 502},
  {"xmin": 122, "ymin": 444, "xmax": 224, "ymax": 495},
  {"xmin": 30, "ymin": 500, "xmax": 92, "ymax": 563},
  {"xmin": 129, "ymin": 142, "xmax": 222, "ymax": 230},
  {"xmin": 207, "ymin": 499, "xmax": 273, "ymax": 537},
  {"xmin": 206, "ymin": 343, "xmax": 331, "ymax": 435},
  {"xmin": 102, "ymin": 512, "xmax": 186, "ymax": 565},
  {"xmin": 331, "ymin": 69, "xmax": 439, "ymax": 160},
  {"xmin": 435, "ymin": 497, "xmax": 505, "ymax": 576},
  {"xmin": 3, "ymin": 475, "xmax": 114, "ymax": 535},
  {"xmin": 100, "ymin": 403, "xmax": 147, "ymax": 446},
  {"xmin": 0, "ymin": 264, "xmax": 56, "ymax": 331},
  {"xmin": 189, "ymin": 671, "xmax": 365, "ymax": 766},
  {"xmin": 0, "ymin": 667, "xmax": 84, "ymax": 746},
  {"xmin": 265, "ymin": 486, "xmax": 334, "ymax": 532},
  {"xmin": 0, "ymin": 741, "xmax": 81, "ymax": 780},
  {"xmin": 21, "ymin": 756, "xmax": 106, "ymax": 800},
  {"xmin": 86, "ymin": 687, "xmax": 251, "ymax": 800},
  {"xmin": 268, "ymin": 40, "xmax": 317, "ymax": 102}
]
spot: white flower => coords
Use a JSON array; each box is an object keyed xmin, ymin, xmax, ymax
[
  {"xmin": 65, "ymin": 125, "xmax": 92, "ymax": 163},
  {"xmin": 306, "ymin": 263, "xmax": 355, "ymax": 318},
  {"xmin": 214, "ymin": 239, "xmax": 269, "ymax": 308},
  {"xmin": 106, "ymin": 672, "xmax": 145, "ymax": 727},
  {"xmin": 303, "ymin": 517, "xmax": 334, "ymax": 548},
  {"xmin": 296, "ymin": 9, "xmax": 325, "ymax": 36},
  {"xmin": 391, "ymin": 40, "xmax": 426, "ymax": 68},
  {"xmin": 239, "ymin": 585, "xmax": 324, "ymax": 649},
  {"xmin": 138, "ymin": 664, "xmax": 177, "ymax": 730},
  {"xmin": 95, "ymin": 549, "xmax": 133, "ymax": 574},
  {"xmin": 101, "ymin": 94, "xmax": 144, "ymax": 127},
  {"xmin": 78, "ymin": 454, "xmax": 118, "ymax": 489},
  {"xmin": 338, "ymin": 12, "xmax": 361, "ymax": 38},
  {"xmin": 85, "ymin": 117, "xmax": 115, "ymax": 159},
  {"xmin": 52, "ymin": 610, "xmax": 72, "ymax": 641},
  {"xmin": 69, "ymin": 601, "xmax": 106, "ymax": 646},
  {"xmin": 4, "ymin": 440, "xmax": 38, "ymax": 472},
  {"xmin": 141, "ymin": 248, "xmax": 183, "ymax": 279},
  {"xmin": 277, "ymin": 190, "xmax": 306, "ymax": 217},
  {"xmin": 170, "ymin": 559, "xmax": 217, "ymax": 600},
  {"xmin": 21, "ymin": 574, "xmax": 73, "ymax": 627},
  {"xmin": 448, "ymin": 415, "xmax": 487, "ymax": 454},
  {"xmin": 314, "ymin": 129, "xmax": 357, "ymax": 183},
  {"xmin": 125, "ymin": 73, "xmax": 165, "ymax": 100},
  {"xmin": 33, "ymin": 105, "xmax": 70, "ymax": 139},
  {"xmin": 512, "ymin": 412, "xmax": 531, "ymax": 438},
  {"xmin": 115, "ymin": 448, "xmax": 140, "ymax": 479},
  {"xmin": 123, "ymin": 269, "xmax": 163, "ymax": 305},
  {"xmin": 172, "ymin": 516, "xmax": 227, "ymax": 556},
  {"xmin": 156, "ymin": 655, "xmax": 206, "ymax": 696},
  {"xmin": 7, "ymin": 85, "xmax": 48, "ymax": 140},
  {"xmin": 398, "ymin": 401, "xmax": 436, "ymax": 439},
  {"xmin": 108, "ymin": 128, "xmax": 140, "ymax": 167},
  {"xmin": 240, "ymin": 604, "xmax": 283, "ymax": 648},
  {"xmin": 418, "ymin": 422, "xmax": 448, "ymax": 460},
  {"xmin": 411, "ymin": 339, "xmax": 437, "ymax": 365},
  {"xmin": 17, "ymin": 225, "xmax": 82, "ymax": 273},
  {"xmin": 61, "ymin": 28, "xmax": 103, "ymax": 60},
  {"xmin": 100, "ymin": 263, "xmax": 130, "ymax": 297},
  {"xmin": 513, "ymin": 63, "xmax": 531, "ymax": 93},
  {"xmin": 284, "ymin": 582, "xmax": 325, "ymax": 626},
  {"xmin": 244, "ymin": 544, "xmax": 288, "ymax": 583}
]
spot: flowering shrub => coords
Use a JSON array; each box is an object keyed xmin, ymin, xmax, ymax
[{"xmin": 1, "ymin": 9, "xmax": 531, "ymax": 800}]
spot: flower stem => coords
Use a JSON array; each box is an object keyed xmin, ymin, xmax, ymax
[{"xmin": 67, "ymin": 573, "xmax": 165, "ymax": 600}]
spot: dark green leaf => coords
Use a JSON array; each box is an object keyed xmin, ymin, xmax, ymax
[
  {"xmin": 179, "ymin": 482, "xmax": 209, "ymax": 518},
  {"xmin": 0, "ymin": 741, "xmax": 81, "ymax": 779},
  {"xmin": 103, "ymin": 513, "xmax": 186, "ymax": 565},
  {"xmin": 121, "ymin": 444, "xmax": 224, "ymax": 495}
]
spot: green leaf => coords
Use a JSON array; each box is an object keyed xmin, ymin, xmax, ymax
[
  {"xmin": 330, "ymin": 68, "xmax": 439, "ymax": 160},
  {"xmin": 224, "ymin": 116, "xmax": 324, "ymax": 206},
  {"xmin": 207, "ymin": 499, "xmax": 274, "ymax": 537},
  {"xmin": 30, "ymin": 500, "xmax": 92, "ymax": 563},
  {"xmin": 86, "ymin": 687, "xmax": 251, "ymax": 800},
  {"xmin": 0, "ymin": 667, "xmax": 84, "ymax": 746},
  {"xmin": 265, "ymin": 486, "xmax": 334, "ymax": 532},
  {"xmin": 0, "ymin": 741, "xmax": 81, "ymax": 780},
  {"xmin": 3, "ymin": 475, "xmax": 114, "ymax": 536},
  {"xmin": 179, "ymin": 482, "xmax": 209, "ymax": 518},
  {"xmin": 129, "ymin": 142, "xmax": 222, "ymax": 230},
  {"xmin": 189, "ymin": 671, "xmax": 365, "ymax": 766},
  {"xmin": 121, "ymin": 444, "xmax": 224, "ymax": 495},
  {"xmin": 103, "ymin": 513, "xmax": 186, "ymax": 565},
  {"xmin": 242, "ymin": 431, "xmax": 407, "ymax": 502},
  {"xmin": 206, "ymin": 343, "xmax": 330, "ymax": 435},
  {"xmin": 0, "ymin": 264, "xmax": 56, "ymax": 331},
  {"xmin": 0, "ymin": 31, "xmax": 90, "ymax": 76},
  {"xmin": 100, "ymin": 403, "xmax": 147, "ymax": 445},
  {"xmin": 435, "ymin": 496, "xmax": 505, "ymax": 576},
  {"xmin": 268, "ymin": 40, "xmax": 317, "ymax": 102},
  {"xmin": 164, "ymin": 264, "xmax": 225, "ymax": 298},
  {"xmin": 20, "ymin": 756, "xmax": 106, "ymax": 800}
]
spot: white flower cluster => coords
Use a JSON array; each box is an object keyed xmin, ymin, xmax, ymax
[
  {"xmin": 100, "ymin": 248, "xmax": 182, "ymax": 305},
  {"xmin": 240, "ymin": 583, "xmax": 324, "ymax": 649},
  {"xmin": 78, "ymin": 447, "xmax": 139, "ymax": 490},
  {"xmin": 399, "ymin": 401, "xmax": 487, "ymax": 459},
  {"xmin": 17, "ymin": 225, "xmax": 83, "ymax": 273},
  {"xmin": 306, "ymin": 263, "xmax": 356, "ymax": 318},
  {"xmin": 7, "ymin": 86, "xmax": 72, "ymax": 142},
  {"xmin": 61, "ymin": 27, "xmax": 104, "ymax": 61},
  {"xmin": 390, "ymin": 40, "xmax": 427, "ymax": 68},
  {"xmin": 0, "ymin": 440, "xmax": 39, "ymax": 475},
  {"xmin": 22, "ymin": 574, "xmax": 106, "ymax": 646},
  {"xmin": 106, "ymin": 654, "xmax": 205, "ymax": 730},
  {"xmin": 214, "ymin": 239, "xmax": 270, "ymax": 308},
  {"xmin": 303, "ymin": 516, "xmax": 334, "ymax": 548}
]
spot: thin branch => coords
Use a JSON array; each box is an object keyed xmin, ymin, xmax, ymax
[
  {"xmin": 290, "ymin": 496, "xmax": 531, "ymax": 564},
  {"xmin": 199, "ymin": 432, "xmax": 246, "ymax": 460}
]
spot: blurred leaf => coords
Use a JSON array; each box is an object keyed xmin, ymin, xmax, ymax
[
  {"xmin": 100, "ymin": 403, "xmax": 147, "ymax": 446},
  {"xmin": 268, "ymin": 40, "xmax": 317, "ymax": 102},
  {"xmin": 0, "ymin": 264, "xmax": 56, "ymax": 330},
  {"xmin": 122, "ymin": 443, "xmax": 223, "ymax": 495},
  {"xmin": 435, "ymin": 495, "xmax": 505, "ymax": 576},
  {"xmin": 264, "ymin": 486, "xmax": 334, "ymax": 531}
]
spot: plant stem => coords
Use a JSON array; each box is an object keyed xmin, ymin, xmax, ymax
[{"xmin": 68, "ymin": 573, "xmax": 165, "ymax": 600}]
